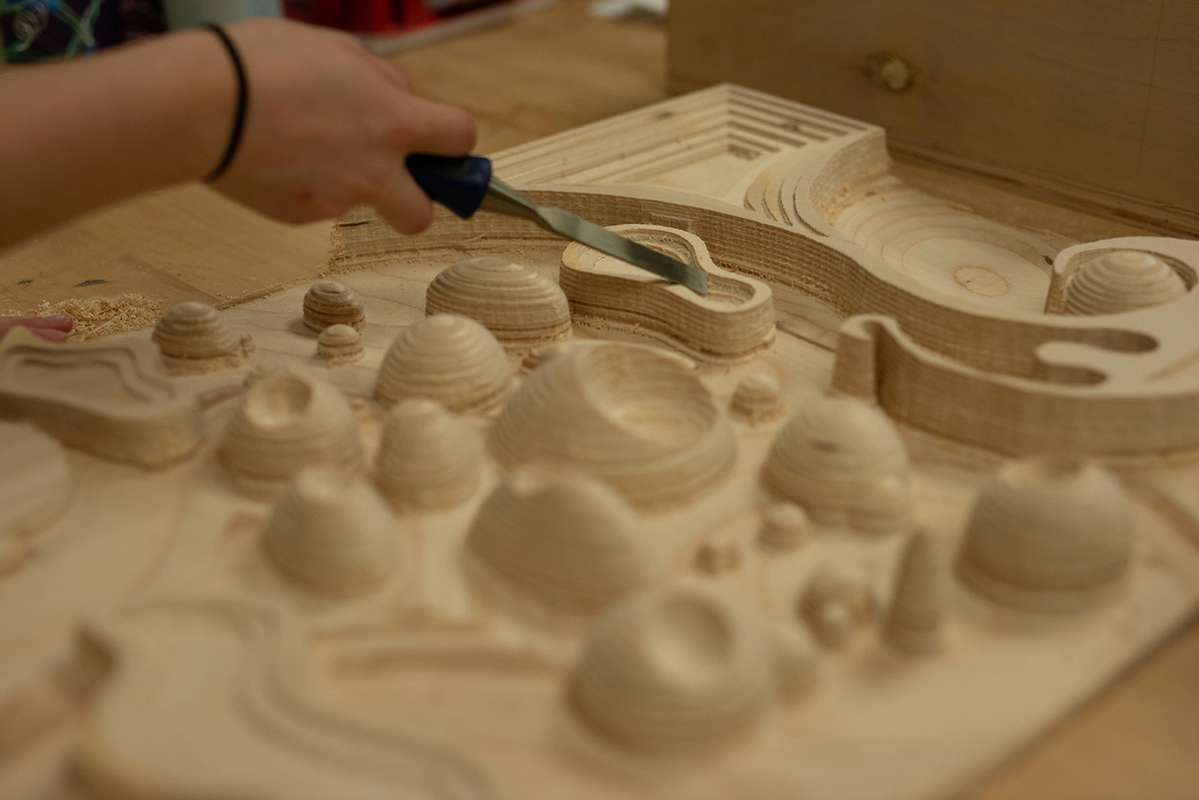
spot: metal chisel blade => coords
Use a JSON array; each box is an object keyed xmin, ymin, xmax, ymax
[{"xmin": 535, "ymin": 207, "xmax": 710, "ymax": 296}]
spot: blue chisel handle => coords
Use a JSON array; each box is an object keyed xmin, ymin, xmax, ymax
[{"xmin": 405, "ymin": 153, "xmax": 493, "ymax": 220}]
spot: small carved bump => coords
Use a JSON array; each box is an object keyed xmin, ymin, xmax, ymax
[
  {"xmin": 957, "ymin": 458, "xmax": 1133, "ymax": 612},
  {"xmin": 882, "ymin": 530, "xmax": 943, "ymax": 655},
  {"xmin": 221, "ymin": 370, "xmax": 364, "ymax": 492},
  {"xmin": 467, "ymin": 466, "xmax": 662, "ymax": 616},
  {"xmin": 491, "ymin": 342, "xmax": 736, "ymax": 509},
  {"xmin": 694, "ymin": 532, "xmax": 742, "ymax": 575},
  {"xmin": 764, "ymin": 393, "xmax": 911, "ymax": 534},
  {"xmin": 316, "ymin": 324, "xmax": 364, "ymax": 365},
  {"xmin": 758, "ymin": 501, "xmax": 810, "ymax": 552},
  {"xmin": 262, "ymin": 466, "xmax": 403, "ymax": 596},
  {"xmin": 1064, "ymin": 250, "xmax": 1187, "ymax": 316},
  {"xmin": 425, "ymin": 256, "xmax": 571, "ymax": 353},
  {"xmin": 730, "ymin": 370, "xmax": 787, "ymax": 425},
  {"xmin": 798, "ymin": 569, "xmax": 875, "ymax": 649},
  {"xmin": 571, "ymin": 581, "xmax": 776, "ymax": 753},
  {"xmin": 303, "ymin": 280, "xmax": 366, "ymax": 332},
  {"xmin": 375, "ymin": 399, "xmax": 482, "ymax": 512},
  {"xmin": 375, "ymin": 315, "xmax": 512, "ymax": 415},
  {"xmin": 153, "ymin": 301, "xmax": 252, "ymax": 373}
]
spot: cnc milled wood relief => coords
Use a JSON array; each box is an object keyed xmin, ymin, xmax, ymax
[{"xmin": 2, "ymin": 85, "xmax": 1199, "ymax": 800}]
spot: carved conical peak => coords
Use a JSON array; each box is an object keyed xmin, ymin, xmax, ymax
[{"xmin": 882, "ymin": 531, "xmax": 943, "ymax": 655}]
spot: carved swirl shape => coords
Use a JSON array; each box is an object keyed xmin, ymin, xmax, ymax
[
  {"xmin": 425, "ymin": 256, "xmax": 571, "ymax": 353},
  {"xmin": 571, "ymin": 580, "xmax": 777, "ymax": 753},
  {"xmin": 375, "ymin": 315, "xmax": 512, "ymax": 415},
  {"xmin": 764, "ymin": 393, "xmax": 911, "ymax": 534},
  {"xmin": 490, "ymin": 342, "xmax": 736, "ymax": 509},
  {"xmin": 957, "ymin": 458, "xmax": 1133, "ymax": 612},
  {"xmin": 221, "ymin": 370, "xmax": 364, "ymax": 491}
]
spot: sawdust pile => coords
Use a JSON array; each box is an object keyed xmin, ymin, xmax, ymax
[{"xmin": 6, "ymin": 294, "xmax": 163, "ymax": 340}]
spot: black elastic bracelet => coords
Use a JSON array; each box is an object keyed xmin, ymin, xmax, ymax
[{"xmin": 203, "ymin": 23, "xmax": 248, "ymax": 183}]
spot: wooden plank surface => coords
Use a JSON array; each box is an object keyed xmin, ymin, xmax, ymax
[{"xmin": 0, "ymin": 2, "xmax": 1196, "ymax": 796}]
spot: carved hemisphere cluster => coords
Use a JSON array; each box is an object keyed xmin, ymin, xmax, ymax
[{"xmin": 490, "ymin": 342, "xmax": 736, "ymax": 509}]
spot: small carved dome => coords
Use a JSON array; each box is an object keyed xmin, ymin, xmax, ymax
[
  {"xmin": 316, "ymin": 324, "xmax": 364, "ymax": 365},
  {"xmin": 262, "ymin": 466, "xmax": 403, "ymax": 595},
  {"xmin": 467, "ymin": 466, "xmax": 661, "ymax": 616},
  {"xmin": 1064, "ymin": 250, "xmax": 1187, "ymax": 315},
  {"xmin": 764, "ymin": 393, "xmax": 910, "ymax": 534},
  {"xmin": 220, "ymin": 370, "xmax": 364, "ymax": 492},
  {"xmin": 571, "ymin": 581, "xmax": 776, "ymax": 753},
  {"xmin": 375, "ymin": 399, "xmax": 483, "ymax": 511},
  {"xmin": 153, "ymin": 301, "xmax": 252, "ymax": 372},
  {"xmin": 957, "ymin": 458, "xmax": 1133, "ymax": 612},
  {"xmin": 758, "ymin": 501, "xmax": 810, "ymax": 552},
  {"xmin": 425, "ymin": 256, "xmax": 571, "ymax": 352},
  {"xmin": 730, "ymin": 370, "xmax": 787, "ymax": 425},
  {"xmin": 797, "ymin": 568, "xmax": 876, "ymax": 649},
  {"xmin": 375, "ymin": 314, "xmax": 512, "ymax": 415},
  {"xmin": 303, "ymin": 280, "xmax": 366, "ymax": 332},
  {"xmin": 491, "ymin": 342, "xmax": 736, "ymax": 509}
]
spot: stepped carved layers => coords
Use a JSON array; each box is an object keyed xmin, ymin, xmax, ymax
[
  {"xmin": 425, "ymin": 256, "xmax": 571, "ymax": 353},
  {"xmin": 1064, "ymin": 250, "xmax": 1188, "ymax": 315},
  {"xmin": 153, "ymin": 301, "xmax": 253, "ymax": 373},
  {"xmin": 303, "ymin": 280, "xmax": 366, "ymax": 332},
  {"xmin": 490, "ymin": 342, "xmax": 736, "ymax": 509},
  {"xmin": 730, "ymin": 371, "xmax": 787, "ymax": 425},
  {"xmin": 764, "ymin": 393, "xmax": 910, "ymax": 534},
  {"xmin": 220, "ymin": 371, "xmax": 364, "ymax": 492},
  {"xmin": 375, "ymin": 315, "xmax": 512, "ymax": 415},
  {"xmin": 957, "ymin": 459, "xmax": 1134, "ymax": 612},
  {"xmin": 316, "ymin": 324, "xmax": 364, "ymax": 365}
]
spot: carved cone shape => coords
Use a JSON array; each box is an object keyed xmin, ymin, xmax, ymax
[
  {"xmin": 571, "ymin": 581, "xmax": 776, "ymax": 753},
  {"xmin": 764, "ymin": 393, "xmax": 910, "ymax": 534},
  {"xmin": 221, "ymin": 370, "xmax": 364, "ymax": 491},
  {"xmin": 491, "ymin": 342, "xmax": 736, "ymax": 509},
  {"xmin": 467, "ymin": 466, "xmax": 661, "ymax": 616},
  {"xmin": 1064, "ymin": 250, "xmax": 1187, "ymax": 315},
  {"xmin": 375, "ymin": 314, "xmax": 512, "ymax": 415},
  {"xmin": 316, "ymin": 324, "xmax": 364, "ymax": 365},
  {"xmin": 375, "ymin": 399, "xmax": 482, "ymax": 511},
  {"xmin": 262, "ymin": 467, "xmax": 403, "ymax": 596},
  {"xmin": 425, "ymin": 256, "xmax": 571, "ymax": 352},
  {"xmin": 957, "ymin": 458, "xmax": 1133, "ymax": 612},
  {"xmin": 730, "ymin": 370, "xmax": 787, "ymax": 425},
  {"xmin": 882, "ymin": 531, "xmax": 943, "ymax": 655},
  {"xmin": 153, "ymin": 301, "xmax": 251, "ymax": 372},
  {"xmin": 303, "ymin": 280, "xmax": 366, "ymax": 332}
]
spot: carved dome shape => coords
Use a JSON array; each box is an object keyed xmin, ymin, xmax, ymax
[
  {"xmin": 425, "ymin": 256, "xmax": 571, "ymax": 353},
  {"xmin": 303, "ymin": 280, "xmax": 366, "ymax": 332},
  {"xmin": 262, "ymin": 466, "xmax": 403, "ymax": 596},
  {"xmin": 571, "ymin": 581, "xmax": 776, "ymax": 753},
  {"xmin": 220, "ymin": 370, "xmax": 364, "ymax": 491},
  {"xmin": 316, "ymin": 324, "xmax": 364, "ymax": 365},
  {"xmin": 153, "ymin": 301, "xmax": 252, "ymax": 373},
  {"xmin": 466, "ymin": 466, "xmax": 661, "ymax": 615},
  {"xmin": 763, "ymin": 393, "xmax": 910, "ymax": 534},
  {"xmin": 957, "ymin": 458, "xmax": 1134, "ymax": 612},
  {"xmin": 375, "ymin": 314, "xmax": 512, "ymax": 415},
  {"xmin": 1064, "ymin": 250, "xmax": 1187, "ymax": 315},
  {"xmin": 490, "ymin": 342, "xmax": 736, "ymax": 509},
  {"xmin": 375, "ymin": 399, "xmax": 483, "ymax": 511},
  {"xmin": 729, "ymin": 370, "xmax": 786, "ymax": 425}
]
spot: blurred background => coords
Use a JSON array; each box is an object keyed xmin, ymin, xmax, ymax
[{"xmin": 0, "ymin": 0, "xmax": 556, "ymax": 61}]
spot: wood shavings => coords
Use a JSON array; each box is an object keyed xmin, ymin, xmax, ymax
[{"xmin": 6, "ymin": 294, "xmax": 163, "ymax": 341}]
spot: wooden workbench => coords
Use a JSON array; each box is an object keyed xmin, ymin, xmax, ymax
[{"xmin": 0, "ymin": 2, "xmax": 1194, "ymax": 796}]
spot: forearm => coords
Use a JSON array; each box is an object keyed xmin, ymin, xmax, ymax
[{"xmin": 0, "ymin": 30, "xmax": 233, "ymax": 252}]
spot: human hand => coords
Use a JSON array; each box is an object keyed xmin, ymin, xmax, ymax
[
  {"xmin": 0, "ymin": 315, "xmax": 73, "ymax": 342},
  {"xmin": 211, "ymin": 20, "xmax": 476, "ymax": 234}
]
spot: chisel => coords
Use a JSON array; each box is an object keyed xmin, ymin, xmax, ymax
[{"xmin": 406, "ymin": 153, "xmax": 710, "ymax": 296}]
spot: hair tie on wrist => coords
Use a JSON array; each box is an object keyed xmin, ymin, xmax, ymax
[{"xmin": 203, "ymin": 23, "xmax": 248, "ymax": 183}]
